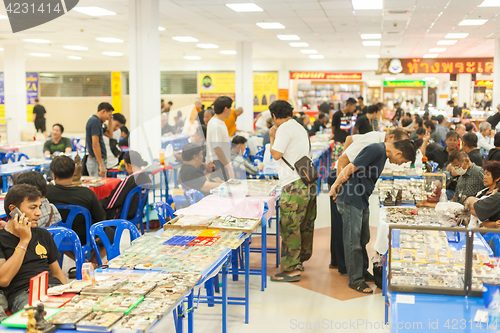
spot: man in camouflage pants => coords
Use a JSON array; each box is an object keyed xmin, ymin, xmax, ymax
[{"xmin": 268, "ymin": 100, "xmax": 317, "ymax": 282}]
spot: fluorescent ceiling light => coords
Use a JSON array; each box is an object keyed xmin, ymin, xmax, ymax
[
  {"xmin": 352, "ymin": 0, "xmax": 383, "ymax": 10},
  {"xmin": 256, "ymin": 22, "xmax": 285, "ymax": 29},
  {"xmin": 23, "ymin": 39, "xmax": 51, "ymax": 44},
  {"xmin": 63, "ymin": 45, "xmax": 88, "ymax": 51},
  {"xmin": 96, "ymin": 37, "xmax": 123, "ymax": 43},
  {"xmin": 437, "ymin": 40, "xmax": 457, "ymax": 45},
  {"xmin": 362, "ymin": 40, "xmax": 381, "ymax": 46},
  {"xmin": 225, "ymin": 3, "xmax": 263, "ymax": 12},
  {"xmin": 290, "ymin": 42, "xmax": 309, "ymax": 47},
  {"xmin": 277, "ymin": 34, "xmax": 300, "ymax": 40},
  {"xmin": 197, "ymin": 43, "xmax": 219, "ymax": 49},
  {"xmin": 102, "ymin": 51, "xmax": 123, "ymax": 56},
  {"xmin": 361, "ymin": 34, "xmax": 381, "ymax": 39},
  {"xmin": 220, "ymin": 50, "xmax": 237, "ymax": 55},
  {"xmin": 67, "ymin": 56, "xmax": 82, "ymax": 60},
  {"xmin": 423, "ymin": 54, "xmax": 439, "ymax": 58},
  {"xmin": 459, "ymin": 19, "xmax": 487, "ymax": 26},
  {"xmin": 172, "ymin": 36, "xmax": 198, "ymax": 43},
  {"xmin": 309, "ymin": 55, "xmax": 324, "ymax": 59},
  {"xmin": 184, "ymin": 56, "xmax": 201, "ymax": 60},
  {"xmin": 366, "ymin": 54, "xmax": 380, "ymax": 58},
  {"xmin": 445, "ymin": 33, "xmax": 469, "ymax": 39},
  {"xmin": 158, "ymin": 26, "xmax": 166, "ymax": 31},
  {"xmin": 479, "ymin": 0, "xmax": 500, "ymax": 7},
  {"xmin": 300, "ymin": 49, "xmax": 318, "ymax": 54},
  {"xmin": 429, "ymin": 48, "xmax": 446, "ymax": 52},
  {"xmin": 73, "ymin": 6, "xmax": 116, "ymax": 16},
  {"xmin": 29, "ymin": 53, "xmax": 51, "ymax": 57}
]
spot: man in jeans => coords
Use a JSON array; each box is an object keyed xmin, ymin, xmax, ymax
[
  {"xmin": 269, "ymin": 100, "xmax": 316, "ymax": 282},
  {"xmin": 86, "ymin": 102, "xmax": 114, "ymax": 177},
  {"xmin": 330, "ymin": 140, "xmax": 416, "ymax": 293}
]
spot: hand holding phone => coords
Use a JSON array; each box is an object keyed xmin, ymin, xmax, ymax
[{"xmin": 9, "ymin": 207, "xmax": 23, "ymax": 222}]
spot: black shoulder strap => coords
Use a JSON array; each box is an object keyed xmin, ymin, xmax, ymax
[{"xmin": 280, "ymin": 130, "xmax": 312, "ymax": 171}]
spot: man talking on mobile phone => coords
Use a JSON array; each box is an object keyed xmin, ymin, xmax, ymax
[{"xmin": 0, "ymin": 184, "xmax": 66, "ymax": 322}]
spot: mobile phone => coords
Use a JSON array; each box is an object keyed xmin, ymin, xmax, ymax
[{"xmin": 9, "ymin": 207, "xmax": 23, "ymax": 222}]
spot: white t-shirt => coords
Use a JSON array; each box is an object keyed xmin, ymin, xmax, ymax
[
  {"xmin": 272, "ymin": 119, "xmax": 310, "ymax": 187},
  {"xmin": 255, "ymin": 110, "xmax": 271, "ymax": 131},
  {"xmin": 104, "ymin": 129, "xmax": 121, "ymax": 169},
  {"xmin": 343, "ymin": 131, "xmax": 386, "ymax": 164},
  {"xmin": 206, "ymin": 117, "xmax": 230, "ymax": 163}
]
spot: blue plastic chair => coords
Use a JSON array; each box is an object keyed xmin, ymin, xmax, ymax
[
  {"xmin": 52, "ymin": 204, "xmax": 93, "ymax": 258},
  {"xmin": 483, "ymin": 233, "xmax": 500, "ymax": 257},
  {"xmin": 89, "ymin": 219, "xmax": 141, "ymax": 266},
  {"xmin": 233, "ymin": 167, "xmax": 247, "ymax": 180},
  {"xmin": 5, "ymin": 152, "xmax": 29, "ymax": 163},
  {"xmin": 252, "ymin": 146, "xmax": 265, "ymax": 163},
  {"xmin": 184, "ymin": 189, "xmax": 204, "ymax": 206},
  {"xmin": 120, "ymin": 185, "xmax": 151, "ymax": 234},
  {"xmin": 46, "ymin": 227, "xmax": 84, "ymax": 280},
  {"xmin": 242, "ymin": 146, "xmax": 250, "ymax": 159},
  {"xmin": 153, "ymin": 202, "xmax": 176, "ymax": 227}
]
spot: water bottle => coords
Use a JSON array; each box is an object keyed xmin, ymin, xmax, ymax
[{"xmin": 488, "ymin": 290, "xmax": 500, "ymax": 332}]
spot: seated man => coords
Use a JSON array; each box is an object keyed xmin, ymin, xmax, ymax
[
  {"xmin": 462, "ymin": 132, "xmax": 483, "ymax": 167},
  {"xmin": 46, "ymin": 156, "xmax": 105, "ymax": 245},
  {"xmin": 0, "ymin": 184, "xmax": 67, "ymax": 321},
  {"xmin": 448, "ymin": 150, "xmax": 485, "ymax": 204},
  {"xmin": 421, "ymin": 130, "xmax": 459, "ymax": 170},
  {"xmin": 43, "ymin": 123, "xmax": 73, "ymax": 157},
  {"xmin": 179, "ymin": 143, "xmax": 221, "ymax": 196},
  {"xmin": 15, "ymin": 171, "xmax": 61, "ymax": 228},
  {"xmin": 230, "ymin": 136, "xmax": 263, "ymax": 176}
]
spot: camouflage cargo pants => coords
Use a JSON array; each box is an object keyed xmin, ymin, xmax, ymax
[{"xmin": 280, "ymin": 179, "xmax": 317, "ymax": 272}]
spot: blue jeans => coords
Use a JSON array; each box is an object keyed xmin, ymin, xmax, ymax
[{"xmin": 337, "ymin": 200, "xmax": 370, "ymax": 285}]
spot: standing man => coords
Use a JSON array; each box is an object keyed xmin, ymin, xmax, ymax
[
  {"xmin": 103, "ymin": 113, "xmax": 126, "ymax": 171},
  {"xmin": 330, "ymin": 140, "xmax": 416, "ymax": 293},
  {"xmin": 355, "ymin": 97, "xmax": 367, "ymax": 115},
  {"xmin": 85, "ymin": 102, "xmax": 114, "ymax": 177},
  {"xmin": 330, "ymin": 98, "xmax": 357, "ymax": 160},
  {"xmin": 33, "ymin": 98, "xmax": 47, "ymax": 137},
  {"xmin": 269, "ymin": 100, "xmax": 316, "ymax": 282},
  {"xmin": 206, "ymin": 96, "xmax": 234, "ymax": 180}
]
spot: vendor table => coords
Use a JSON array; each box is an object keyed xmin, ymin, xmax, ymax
[
  {"xmin": 0, "ymin": 141, "xmax": 44, "ymax": 159},
  {"xmin": 161, "ymin": 134, "xmax": 190, "ymax": 150},
  {"xmin": 85, "ymin": 177, "xmax": 122, "ymax": 200},
  {"xmin": 0, "ymin": 162, "xmax": 37, "ymax": 192}
]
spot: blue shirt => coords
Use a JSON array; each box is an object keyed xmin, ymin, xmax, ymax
[
  {"xmin": 85, "ymin": 115, "xmax": 106, "ymax": 159},
  {"xmin": 337, "ymin": 142, "xmax": 387, "ymax": 210}
]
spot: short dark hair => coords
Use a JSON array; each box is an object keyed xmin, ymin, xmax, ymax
[
  {"xmin": 416, "ymin": 127, "xmax": 426, "ymax": 136},
  {"xmin": 462, "ymin": 132, "xmax": 478, "ymax": 148},
  {"xmin": 120, "ymin": 126, "xmax": 129, "ymax": 135},
  {"xmin": 448, "ymin": 149, "xmax": 469, "ymax": 163},
  {"xmin": 484, "ymin": 161, "xmax": 500, "ymax": 184},
  {"xmin": 4, "ymin": 184, "xmax": 41, "ymax": 216},
  {"xmin": 123, "ymin": 150, "xmax": 147, "ymax": 167},
  {"xmin": 448, "ymin": 100, "xmax": 455, "ymax": 106},
  {"xmin": 394, "ymin": 102, "xmax": 400, "ymax": 107},
  {"xmin": 34, "ymin": 98, "xmax": 39, "ymax": 103},
  {"xmin": 346, "ymin": 98, "xmax": 357, "ymax": 105},
  {"xmin": 436, "ymin": 115, "xmax": 445, "ymax": 124},
  {"xmin": 446, "ymin": 131, "xmax": 459, "ymax": 140},
  {"xmin": 98, "ymin": 102, "xmax": 114, "ymax": 112},
  {"xmin": 181, "ymin": 143, "xmax": 203, "ymax": 161},
  {"xmin": 465, "ymin": 123, "xmax": 474, "ymax": 132},
  {"xmin": 388, "ymin": 128, "xmax": 409, "ymax": 141},
  {"xmin": 424, "ymin": 120, "xmax": 435, "ymax": 132},
  {"xmin": 414, "ymin": 138, "xmax": 423, "ymax": 149},
  {"xmin": 376, "ymin": 102, "xmax": 385, "ymax": 111},
  {"xmin": 494, "ymin": 132, "xmax": 500, "ymax": 147},
  {"xmin": 168, "ymin": 101, "xmax": 173, "ymax": 105},
  {"xmin": 405, "ymin": 112, "xmax": 411, "ymax": 118},
  {"xmin": 358, "ymin": 97, "xmax": 364, "ymax": 101},
  {"xmin": 15, "ymin": 171, "xmax": 48, "ymax": 197},
  {"xmin": 50, "ymin": 155, "xmax": 75, "ymax": 179},
  {"xmin": 112, "ymin": 113, "xmax": 126, "ymax": 125},
  {"xmin": 366, "ymin": 105, "xmax": 379, "ymax": 114},
  {"xmin": 318, "ymin": 113, "xmax": 326, "ymax": 120},
  {"xmin": 213, "ymin": 96, "xmax": 233, "ymax": 115},
  {"xmin": 431, "ymin": 116, "xmax": 437, "ymax": 122},
  {"xmin": 231, "ymin": 135, "xmax": 247, "ymax": 148},
  {"xmin": 415, "ymin": 117, "xmax": 423, "ymax": 127},
  {"xmin": 269, "ymin": 100, "xmax": 293, "ymax": 119},
  {"xmin": 393, "ymin": 139, "xmax": 417, "ymax": 164},
  {"xmin": 53, "ymin": 123, "xmax": 64, "ymax": 133}
]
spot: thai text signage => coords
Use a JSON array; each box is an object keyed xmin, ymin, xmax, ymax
[
  {"xmin": 378, "ymin": 58, "xmax": 494, "ymax": 74},
  {"xmin": 290, "ymin": 72, "xmax": 362, "ymax": 80},
  {"xmin": 384, "ymin": 80, "xmax": 425, "ymax": 87},
  {"xmin": 475, "ymin": 80, "xmax": 493, "ymax": 87}
]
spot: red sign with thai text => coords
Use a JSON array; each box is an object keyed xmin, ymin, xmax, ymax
[
  {"xmin": 378, "ymin": 58, "xmax": 494, "ymax": 74},
  {"xmin": 290, "ymin": 72, "xmax": 362, "ymax": 80}
]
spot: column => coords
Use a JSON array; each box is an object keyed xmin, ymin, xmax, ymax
[
  {"xmin": 128, "ymin": 0, "xmax": 161, "ymax": 163},
  {"xmin": 457, "ymin": 74, "xmax": 472, "ymax": 109},
  {"xmin": 493, "ymin": 38, "xmax": 500, "ymax": 107},
  {"xmin": 4, "ymin": 42, "xmax": 27, "ymax": 143},
  {"xmin": 235, "ymin": 41, "xmax": 253, "ymax": 132}
]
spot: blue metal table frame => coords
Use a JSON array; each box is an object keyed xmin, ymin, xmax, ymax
[{"xmin": 0, "ymin": 163, "xmax": 37, "ymax": 192}]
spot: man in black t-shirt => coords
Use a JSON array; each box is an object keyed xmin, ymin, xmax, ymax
[
  {"xmin": 355, "ymin": 97, "xmax": 367, "ymax": 115},
  {"xmin": 0, "ymin": 184, "xmax": 66, "ymax": 320},
  {"xmin": 309, "ymin": 113, "xmax": 329, "ymax": 136},
  {"xmin": 353, "ymin": 105, "xmax": 378, "ymax": 135},
  {"xmin": 392, "ymin": 102, "xmax": 403, "ymax": 123},
  {"xmin": 179, "ymin": 143, "xmax": 221, "ymax": 196},
  {"xmin": 319, "ymin": 101, "xmax": 332, "ymax": 115},
  {"xmin": 331, "ymin": 98, "xmax": 357, "ymax": 144},
  {"xmin": 32, "ymin": 98, "xmax": 47, "ymax": 135},
  {"xmin": 422, "ymin": 131, "xmax": 460, "ymax": 170},
  {"xmin": 487, "ymin": 104, "xmax": 500, "ymax": 129},
  {"xmin": 462, "ymin": 132, "xmax": 483, "ymax": 167}
]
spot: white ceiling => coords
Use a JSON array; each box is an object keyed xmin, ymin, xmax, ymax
[{"xmin": 0, "ymin": 0, "xmax": 498, "ymax": 65}]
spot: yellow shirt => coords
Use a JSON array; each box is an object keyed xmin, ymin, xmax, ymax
[{"xmin": 224, "ymin": 110, "xmax": 237, "ymax": 137}]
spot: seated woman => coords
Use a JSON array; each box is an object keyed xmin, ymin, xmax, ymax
[
  {"xmin": 465, "ymin": 161, "xmax": 500, "ymax": 228},
  {"xmin": 230, "ymin": 136, "xmax": 263, "ymax": 176},
  {"xmin": 100, "ymin": 151, "xmax": 151, "ymax": 220}
]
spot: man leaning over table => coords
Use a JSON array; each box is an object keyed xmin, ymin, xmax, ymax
[
  {"xmin": 269, "ymin": 100, "xmax": 316, "ymax": 283},
  {"xmin": 0, "ymin": 184, "xmax": 67, "ymax": 322}
]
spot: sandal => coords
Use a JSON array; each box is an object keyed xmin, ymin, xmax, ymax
[
  {"xmin": 349, "ymin": 282, "xmax": 373, "ymax": 294},
  {"xmin": 271, "ymin": 273, "xmax": 302, "ymax": 282},
  {"xmin": 68, "ymin": 267, "xmax": 77, "ymax": 280}
]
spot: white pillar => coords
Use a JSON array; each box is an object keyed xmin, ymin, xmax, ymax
[
  {"xmin": 4, "ymin": 42, "xmax": 27, "ymax": 143},
  {"xmin": 493, "ymin": 38, "xmax": 500, "ymax": 108},
  {"xmin": 457, "ymin": 74, "xmax": 472, "ymax": 109},
  {"xmin": 128, "ymin": 0, "xmax": 161, "ymax": 163},
  {"xmin": 235, "ymin": 41, "xmax": 253, "ymax": 132}
]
